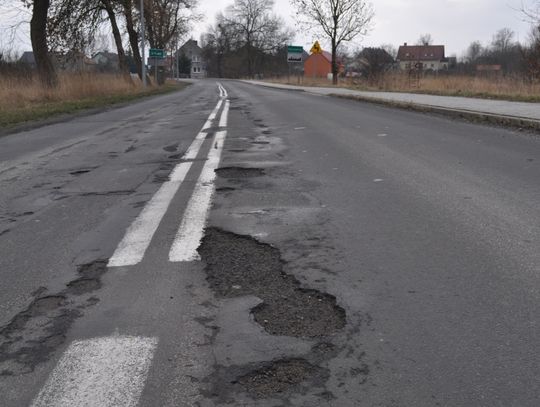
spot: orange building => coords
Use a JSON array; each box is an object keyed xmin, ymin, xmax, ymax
[{"xmin": 304, "ymin": 51, "xmax": 343, "ymax": 78}]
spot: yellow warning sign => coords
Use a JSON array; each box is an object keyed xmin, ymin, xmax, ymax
[{"xmin": 310, "ymin": 41, "xmax": 323, "ymax": 54}]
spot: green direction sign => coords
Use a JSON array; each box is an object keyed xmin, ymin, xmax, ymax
[
  {"xmin": 149, "ymin": 48, "xmax": 165, "ymax": 58},
  {"xmin": 287, "ymin": 45, "xmax": 304, "ymax": 54},
  {"xmin": 287, "ymin": 45, "xmax": 304, "ymax": 63}
]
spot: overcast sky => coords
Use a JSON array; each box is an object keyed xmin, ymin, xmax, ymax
[
  {"xmin": 193, "ymin": 0, "xmax": 534, "ymax": 56},
  {"xmin": 0, "ymin": 0, "xmax": 535, "ymax": 57}
]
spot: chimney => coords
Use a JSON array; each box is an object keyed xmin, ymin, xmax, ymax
[{"xmin": 404, "ymin": 42, "xmax": 407, "ymax": 46}]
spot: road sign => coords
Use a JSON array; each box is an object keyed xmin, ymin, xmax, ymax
[
  {"xmin": 287, "ymin": 45, "xmax": 304, "ymax": 63},
  {"xmin": 287, "ymin": 45, "xmax": 304, "ymax": 54},
  {"xmin": 149, "ymin": 48, "xmax": 165, "ymax": 58},
  {"xmin": 310, "ymin": 41, "xmax": 322, "ymax": 54},
  {"xmin": 147, "ymin": 57, "xmax": 167, "ymax": 66}
]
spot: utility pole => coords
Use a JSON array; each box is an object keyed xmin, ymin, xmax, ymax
[
  {"xmin": 176, "ymin": 34, "xmax": 180, "ymax": 80},
  {"xmin": 140, "ymin": 0, "xmax": 147, "ymax": 87}
]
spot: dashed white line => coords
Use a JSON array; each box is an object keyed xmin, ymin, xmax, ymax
[{"xmin": 31, "ymin": 335, "xmax": 158, "ymax": 407}]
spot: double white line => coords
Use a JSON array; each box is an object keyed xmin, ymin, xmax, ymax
[{"xmin": 108, "ymin": 83, "xmax": 229, "ymax": 267}]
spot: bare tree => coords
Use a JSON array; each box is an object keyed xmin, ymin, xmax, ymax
[
  {"xmin": 465, "ymin": 40, "xmax": 483, "ymax": 63},
  {"xmin": 291, "ymin": 0, "xmax": 374, "ymax": 85},
  {"xmin": 48, "ymin": 0, "xmax": 130, "ymax": 77},
  {"xmin": 491, "ymin": 27, "xmax": 515, "ymax": 53},
  {"xmin": 202, "ymin": 13, "xmax": 234, "ymax": 78},
  {"xmin": 224, "ymin": 0, "xmax": 291, "ymax": 78},
  {"xmin": 356, "ymin": 46, "xmax": 394, "ymax": 82},
  {"xmin": 416, "ymin": 33, "xmax": 433, "ymax": 45},
  {"xmin": 143, "ymin": 0, "xmax": 197, "ymax": 49},
  {"xmin": 23, "ymin": 0, "xmax": 58, "ymax": 87},
  {"xmin": 380, "ymin": 43, "xmax": 397, "ymax": 59},
  {"xmin": 121, "ymin": 0, "xmax": 143, "ymax": 78},
  {"xmin": 522, "ymin": 24, "xmax": 540, "ymax": 80}
]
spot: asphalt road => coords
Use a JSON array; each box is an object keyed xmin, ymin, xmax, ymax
[{"xmin": 0, "ymin": 80, "xmax": 538, "ymax": 407}]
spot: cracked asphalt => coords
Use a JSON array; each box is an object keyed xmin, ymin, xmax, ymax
[{"xmin": 0, "ymin": 79, "xmax": 539, "ymax": 406}]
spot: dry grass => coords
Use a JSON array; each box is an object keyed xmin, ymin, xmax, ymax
[
  {"xmin": 0, "ymin": 73, "xmax": 184, "ymax": 128},
  {"xmin": 265, "ymin": 74, "xmax": 540, "ymax": 102}
]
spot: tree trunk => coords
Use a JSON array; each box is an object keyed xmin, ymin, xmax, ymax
[
  {"xmin": 124, "ymin": 0, "xmax": 142, "ymax": 79},
  {"xmin": 331, "ymin": 39, "xmax": 338, "ymax": 85},
  {"xmin": 102, "ymin": 0, "xmax": 130, "ymax": 79},
  {"xmin": 30, "ymin": 0, "xmax": 58, "ymax": 87}
]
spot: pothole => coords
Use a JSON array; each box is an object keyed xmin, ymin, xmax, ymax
[
  {"xmin": 69, "ymin": 169, "xmax": 92, "ymax": 176},
  {"xmin": 199, "ymin": 228, "xmax": 346, "ymax": 338},
  {"xmin": 215, "ymin": 167, "xmax": 265, "ymax": 179},
  {"xmin": 66, "ymin": 279, "xmax": 101, "ymax": 295},
  {"xmin": 235, "ymin": 358, "xmax": 323, "ymax": 398},
  {"xmin": 29, "ymin": 296, "xmax": 66, "ymax": 314},
  {"xmin": 206, "ymin": 349, "xmax": 334, "ymax": 402},
  {"xmin": 0, "ymin": 260, "xmax": 107, "ymax": 375},
  {"xmin": 163, "ymin": 143, "xmax": 178, "ymax": 152}
]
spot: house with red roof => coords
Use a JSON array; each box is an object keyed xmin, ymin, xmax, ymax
[
  {"xmin": 304, "ymin": 50, "xmax": 344, "ymax": 79},
  {"xmin": 396, "ymin": 43, "xmax": 450, "ymax": 71}
]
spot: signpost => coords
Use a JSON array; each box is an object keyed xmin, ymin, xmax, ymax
[
  {"xmin": 149, "ymin": 48, "xmax": 165, "ymax": 58},
  {"xmin": 310, "ymin": 41, "xmax": 323, "ymax": 79},
  {"xmin": 310, "ymin": 41, "xmax": 322, "ymax": 54},
  {"xmin": 287, "ymin": 45, "xmax": 304, "ymax": 63},
  {"xmin": 148, "ymin": 49, "xmax": 165, "ymax": 85},
  {"xmin": 287, "ymin": 45, "xmax": 304, "ymax": 84}
]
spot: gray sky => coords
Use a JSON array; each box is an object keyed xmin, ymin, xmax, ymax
[
  {"xmin": 193, "ymin": 0, "xmax": 534, "ymax": 56},
  {"xmin": 0, "ymin": 0, "xmax": 535, "ymax": 57}
]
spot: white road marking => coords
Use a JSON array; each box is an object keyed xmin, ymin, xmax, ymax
[
  {"xmin": 202, "ymin": 99, "xmax": 223, "ymax": 130},
  {"xmin": 219, "ymin": 100, "xmax": 230, "ymax": 128},
  {"xmin": 294, "ymin": 127, "xmax": 306, "ymax": 130},
  {"xmin": 31, "ymin": 335, "xmax": 157, "ymax": 407},
  {"xmin": 377, "ymin": 133, "xmax": 388, "ymax": 137},
  {"xmin": 108, "ymin": 84, "xmax": 224, "ymax": 267},
  {"xmin": 217, "ymin": 83, "xmax": 228, "ymax": 98},
  {"xmin": 373, "ymin": 179, "xmax": 384, "ymax": 182},
  {"xmin": 168, "ymin": 130, "xmax": 227, "ymax": 262}
]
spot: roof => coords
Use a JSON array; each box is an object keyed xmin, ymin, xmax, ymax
[
  {"xmin": 397, "ymin": 45, "xmax": 445, "ymax": 61},
  {"xmin": 179, "ymin": 39, "xmax": 202, "ymax": 53}
]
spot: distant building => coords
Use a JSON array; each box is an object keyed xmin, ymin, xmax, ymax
[
  {"xmin": 396, "ymin": 43, "xmax": 449, "ymax": 71},
  {"xmin": 92, "ymin": 51, "xmax": 120, "ymax": 72},
  {"xmin": 18, "ymin": 50, "xmax": 97, "ymax": 72},
  {"xmin": 304, "ymin": 50, "xmax": 344, "ymax": 79},
  {"xmin": 355, "ymin": 47, "xmax": 395, "ymax": 77},
  {"xmin": 177, "ymin": 39, "xmax": 206, "ymax": 79}
]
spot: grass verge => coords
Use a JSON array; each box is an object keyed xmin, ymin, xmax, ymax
[
  {"xmin": 0, "ymin": 74, "xmax": 189, "ymax": 128},
  {"xmin": 264, "ymin": 74, "xmax": 540, "ymax": 103}
]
